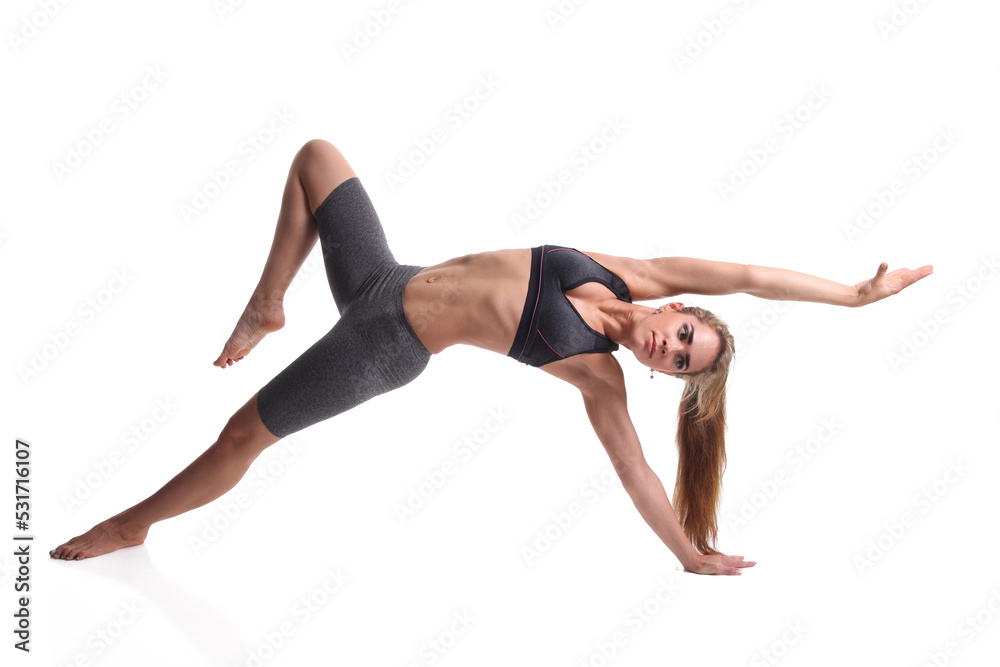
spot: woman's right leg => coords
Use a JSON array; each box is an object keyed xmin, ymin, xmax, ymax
[
  {"xmin": 51, "ymin": 266, "xmax": 432, "ymax": 560},
  {"xmin": 50, "ymin": 140, "xmax": 423, "ymax": 559},
  {"xmin": 214, "ymin": 139, "xmax": 359, "ymax": 368},
  {"xmin": 51, "ymin": 392, "xmax": 280, "ymax": 560}
]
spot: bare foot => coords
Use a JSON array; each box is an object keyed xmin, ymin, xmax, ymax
[
  {"xmin": 214, "ymin": 296, "xmax": 285, "ymax": 368},
  {"xmin": 50, "ymin": 516, "xmax": 149, "ymax": 561}
]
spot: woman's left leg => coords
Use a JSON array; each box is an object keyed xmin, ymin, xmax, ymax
[
  {"xmin": 50, "ymin": 391, "xmax": 280, "ymax": 560},
  {"xmin": 214, "ymin": 139, "xmax": 359, "ymax": 367}
]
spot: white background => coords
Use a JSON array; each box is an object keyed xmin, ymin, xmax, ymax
[{"xmin": 4, "ymin": 1, "xmax": 999, "ymax": 665}]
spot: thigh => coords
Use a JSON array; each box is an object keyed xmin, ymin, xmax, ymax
[
  {"xmin": 314, "ymin": 176, "xmax": 398, "ymax": 314},
  {"xmin": 256, "ymin": 268, "xmax": 431, "ymax": 439}
]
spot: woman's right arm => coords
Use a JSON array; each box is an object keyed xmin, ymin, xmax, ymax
[
  {"xmin": 541, "ymin": 355, "xmax": 750, "ymax": 575},
  {"xmin": 581, "ymin": 377, "xmax": 751, "ymax": 574}
]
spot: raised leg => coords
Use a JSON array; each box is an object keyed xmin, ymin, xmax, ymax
[
  {"xmin": 50, "ymin": 392, "xmax": 280, "ymax": 560},
  {"xmin": 214, "ymin": 139, "xmax": 359, "ymax": 368}
]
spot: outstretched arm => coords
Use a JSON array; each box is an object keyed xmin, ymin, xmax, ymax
[
  {"xmin": 555, "ymin": 354, "xmax": 753, "ymax": 575},
  {"xmin": 745, "ymin": 261, "xmax": 933, "ymax": 307},
  {"xmin": 601, "ymin": 254, "xmax": 933, "ymax": 307}
]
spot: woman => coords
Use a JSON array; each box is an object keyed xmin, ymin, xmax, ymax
[{"xmin": 50, "ymin": 139, "xmax": 932, "ymax": 574}]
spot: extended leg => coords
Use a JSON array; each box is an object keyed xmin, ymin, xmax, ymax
[
  {"xmin": 50, "ymin": 393, "xmax": 280, "ymax": 560},
  {"xmin": 214, "ymin": 139, "xmax": 358, "ymax": 368}
]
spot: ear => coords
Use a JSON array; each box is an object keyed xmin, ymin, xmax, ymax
[{"xmin": 664, "ymin": 301, "xmax": 685, "ymax": 311}]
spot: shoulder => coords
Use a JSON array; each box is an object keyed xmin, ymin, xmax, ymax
[
  {"xmin": 574, "ymin": 250, "xmax": 659, "ymax": 301},
  {"xmin": 536, "ymin": 351, "xmax": 627, "ymax": 397}
]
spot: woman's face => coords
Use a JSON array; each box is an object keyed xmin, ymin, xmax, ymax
[{"xmin": 629, "ymin": 304, "xmax": 719, "ymax": 377}]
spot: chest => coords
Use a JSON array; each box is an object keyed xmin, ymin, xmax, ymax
[{"xmin": 563, "ymin": 282, "xmax": 619, "ymax": 336}]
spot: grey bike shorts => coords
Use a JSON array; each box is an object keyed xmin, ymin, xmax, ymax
[{"xmin": 256, "ymin": 176, "xmax": 432, "ymax": 439}]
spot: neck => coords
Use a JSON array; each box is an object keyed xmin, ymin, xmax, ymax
[{"xmin": 598, "ymin": 301, "xmax": 655, "ymax": 349}]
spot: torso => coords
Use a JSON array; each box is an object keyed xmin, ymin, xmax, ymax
[{"xmin": 403, "ymin": 247, "xmax": 637, "ymax": 356}]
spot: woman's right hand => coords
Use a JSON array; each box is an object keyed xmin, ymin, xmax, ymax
[{"xmin": 684, "ymin": 553, "xmax": 756, "ymax": 575}]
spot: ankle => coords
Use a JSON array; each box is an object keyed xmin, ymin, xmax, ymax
[
  {"xmin": 110, "ymin": 513, "xmax": 149, "ymax": 541},
  {"xmin": 251, "ymin": 290, "xmax": 285, "ymax": 306}
]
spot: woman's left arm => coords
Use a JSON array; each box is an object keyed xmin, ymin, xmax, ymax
[{"xmin": 745, "ymin": 261, "xmax": 934, "ymax": 307}]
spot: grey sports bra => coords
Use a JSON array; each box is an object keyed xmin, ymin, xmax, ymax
[{"xmin": 507, "ymin": 245, "xmax": 632, "ymax": 367}]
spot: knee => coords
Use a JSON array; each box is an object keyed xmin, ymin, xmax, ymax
[
  {"xmin": 297, "ymin": 138, "xmax": 343, "ymax": 168},
  {"xmin": 217, "ymin": 412, "xmax": 257, "ymax": 458},
  {"xmin": 295, "ymin": 139, "xmax": 356, "ymax": 213}
]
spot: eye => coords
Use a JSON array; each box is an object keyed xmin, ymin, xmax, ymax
[
  {"xmin": 676, "ymin": 355, "xmax": 683, "ymax": 370},
  {"xmin": 680, "ymin": 325, "xmax": 688, "ymax": 341}
]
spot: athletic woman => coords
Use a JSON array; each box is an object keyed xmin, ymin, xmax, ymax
[{"xmin": 49, "ymin": 139, "xmax": 933, "ymax": 574}]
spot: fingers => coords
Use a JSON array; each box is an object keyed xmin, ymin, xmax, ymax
[
  {"xmin": 724, "ymin": 555, "xmax": 756, "ymax": 567},
  {"xmin": 699, "ymin": 554, "xmax": 756, "ymax": 575}
]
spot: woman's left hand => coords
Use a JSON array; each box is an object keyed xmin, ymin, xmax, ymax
[{"xmin": 853, "ymin": 262, "xmax": 933, "ymax": 307}]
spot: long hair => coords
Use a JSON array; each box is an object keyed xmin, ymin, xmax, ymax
[{"xmin": 670, "ymin": 305, "xmax": 735, "ymax": 556}]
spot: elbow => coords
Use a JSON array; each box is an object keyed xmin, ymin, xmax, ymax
[
  {"xmin": 740, "ymin": 263, "xmax": 759, "ymax": 296},
  {"xmin": 615, "ymin": 458, "xmax": 651, "ymax": 486}
]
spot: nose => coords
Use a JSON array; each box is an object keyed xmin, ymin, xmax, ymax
[{"xmin": 659, "ymin": 333, "xmax": 678, "ymax": 355}]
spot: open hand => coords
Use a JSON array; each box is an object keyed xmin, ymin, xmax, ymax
[
  {"xmin": 854, "ymin": 262, "xmax": 933, "ymax": 307},
  {"xmin": 685, "ymin": 553, "xmax": 756, "ymax": 576}
]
